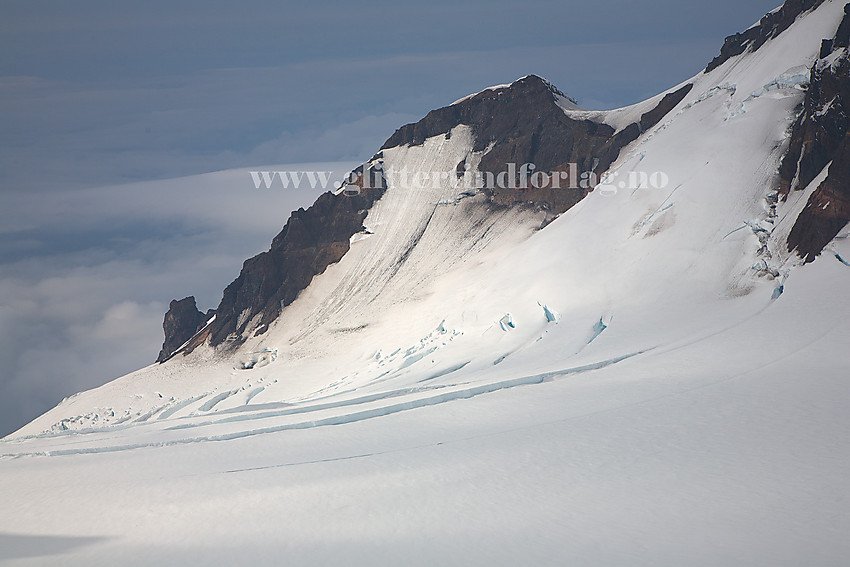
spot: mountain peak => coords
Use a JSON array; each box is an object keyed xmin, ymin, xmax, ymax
[
  {"xmin": 449, "ymin": 75, "xmax": 580, "ymax": 110},
  {"xmin": 157, "ymin": 76, "xmax": 693, "ymax": 358},
  {"xmin": 382, "ymin": 74, "xmax": 583, "ymax": 151}
]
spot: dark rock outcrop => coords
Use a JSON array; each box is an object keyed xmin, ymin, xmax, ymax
[
  {"xmin": 705, "ymin": 0, "xmax": 827, "ymax": 73},
  {"xmin": 787, "ymin": 157, "xmax": 850, "ymax": 262},
  {"xmin": 779, "ymin": 57, "xmax": 850, "ymax": 198},
  {"xmin": 835, "ymin": 3, "xmax": 850, "ymax": 48},
  {"xmin": 157, "ymin": 297, "xmax": 212, "ymax": 363},
  {"xmin": 783, "ymin": 13, "xmax": 850, "ymax": 262},
  {"xmin": 198, "ymin": 167, "xmax": 387, "ymax": 350},
  {"xmin": 383, "ymin": 75, "xmax": 691, "ymax": 215}
]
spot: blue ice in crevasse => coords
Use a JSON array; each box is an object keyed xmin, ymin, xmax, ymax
[
  {"xmin": 499, "ymin": 314, "xmax": 515, "ymax": 332},
  {"xmin": 538, "ymin": 302, "xmax": 559, "ymax": 323},
  {"xmin": 588, "ymin": 317, "xmax": 608, "ymax": 345}
]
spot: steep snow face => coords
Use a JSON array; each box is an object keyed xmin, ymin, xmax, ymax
[{"xmin": 246, "ymin": 125, "xmax": 547, "ymax": 362}]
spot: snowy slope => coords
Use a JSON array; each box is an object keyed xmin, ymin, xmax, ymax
[
  {"xmin": 1, "ymin": 252, "xmax": 847, "ymax": 566},
  {"xmin": 10, "ymin": 0, "xmax": 844, "ymax": 440},
  {"xmin": 1, "ymin": 2, "xmax": 849, "ymax": 565}
]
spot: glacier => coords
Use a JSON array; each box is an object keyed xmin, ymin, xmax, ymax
[{"xmin": 1, "ymin": 2, "xmax": 849, "ymax": 566}]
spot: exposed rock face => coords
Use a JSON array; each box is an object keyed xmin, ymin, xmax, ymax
[
  {"xmin": 787, "ymin": 158, "xmax": 850, "ymax": 262},
  {"xmin": 202, "ymin": 168, "xmax": 387, "ymax": 350},
  {"xmin": 782, "ymin": 6, "xmax": 850, "ymax": 262},
  {"xmin": 383, "ymin": 75, "xmax": 691, "ymax": 215},
  {"xmin": 705, "ymin": 0, "xmax": 828, "ymax": 73},
  {"xmin": 157, "ymin": 297, "xmax": 211, "ymax": 363},
  {"xmin": 779, "ymin": 51, "xmax": 849, "ymax": 195},
  {"xmin": 835, "ymin": 3, "xmax": 850, "ymax": 48}
]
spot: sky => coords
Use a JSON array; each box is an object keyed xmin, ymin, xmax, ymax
[{"xmin": 0, "ymin": 0, "xmax": 783, "ymax": 437}]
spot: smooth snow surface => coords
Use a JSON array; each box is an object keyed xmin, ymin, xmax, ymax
[{"xmin": 1, "ymin": 3, "xmax": 848, "ymax": 566}]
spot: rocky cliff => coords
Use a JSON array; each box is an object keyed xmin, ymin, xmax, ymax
[
  {"xmin": 780, "ymin": 4, "xmax": 850, "ymax": 262},
  {"xmin": 705, "ymin": 0, "xmax": 828, "ymax": 73},
  {"xmin": 383, "ymin": 75, "xmax": 691, "ymax": 215},
  {"xmin": 156, "ymin": 297, "xmax": 212, "ymax": 363}
]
